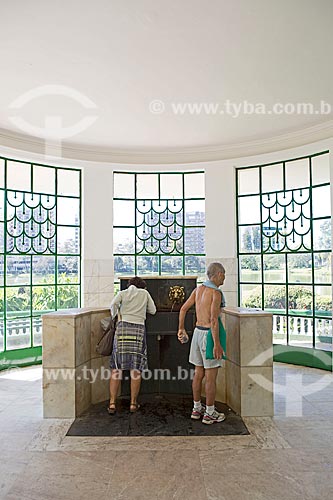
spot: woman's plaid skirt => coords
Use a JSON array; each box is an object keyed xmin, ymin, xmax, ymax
[{"xmin": 109, "ymin": 321, "xmax": 148, "ymax": 371}]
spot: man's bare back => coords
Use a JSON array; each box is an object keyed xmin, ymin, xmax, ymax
[
  {"xmin": 178, "ymin": 278, "xmax": 224, "ymax": 359},
  {"xmin": 195, "ymin": 285, "xmax": 220, "ymax": 328}
]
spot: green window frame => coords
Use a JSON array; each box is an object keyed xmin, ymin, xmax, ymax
[
  {"xmin": 0, "ymin": 156, "xmax": 82, "ymax": 369},
  {"xmin": 113, "ymin": 171, "xmax": 206, "ymax": 286},
  {"xmin": 236, "ymin": 151, "xmax": 332, "ymax": 370}
]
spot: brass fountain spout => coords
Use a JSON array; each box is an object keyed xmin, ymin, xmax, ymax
[{"xmin": 168, "ymin": 285, "xmax": 185, "ymax": 312}]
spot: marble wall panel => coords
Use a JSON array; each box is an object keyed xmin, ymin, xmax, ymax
[
  {"xmin": 75, "ymin": 315, "xmax": 91, "ymax": 366},
  {"xmin": 42, "ymin": 317, "xmax": 75, "ymax": 369}
]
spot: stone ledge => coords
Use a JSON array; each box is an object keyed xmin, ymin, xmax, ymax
[
  {"xmin": 224, "ymin": 306, "xmax": 273, "ymax": 318},
  {"xmin": 42, "ymin": 307, "xmax": 110, "ymax": 319}
]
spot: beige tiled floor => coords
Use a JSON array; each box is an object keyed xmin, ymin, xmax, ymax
[{"xmin": 0, "ymin": 362, "xmax": 332, "ymax": 500}]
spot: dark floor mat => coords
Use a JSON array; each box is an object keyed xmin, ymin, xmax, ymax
[{"xmin": 66, "ymin": 394, "xmax": 249, "ymax": 437}]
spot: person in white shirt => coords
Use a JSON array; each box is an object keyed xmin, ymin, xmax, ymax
[{"xmin": 108, "ymin": 277, "xmax": 156, "ymax": 414}]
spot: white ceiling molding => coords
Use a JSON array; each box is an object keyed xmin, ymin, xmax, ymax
[{"xmin": 0, "ymin": 121, "xmax": 333, "ymax": 165}]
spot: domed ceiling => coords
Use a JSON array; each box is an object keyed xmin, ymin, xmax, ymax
[{"xmin": 0, "ymin": 0, "xmax": 332, "ymax": 162}]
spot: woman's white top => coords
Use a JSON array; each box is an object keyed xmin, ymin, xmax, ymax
[{"xmin": 110, "ymin": 285, "xmax": 156, "ymax": 325}]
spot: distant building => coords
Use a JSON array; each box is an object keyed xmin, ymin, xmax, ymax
[{"xmin": 185, "ymin": 211, "xmax": 205, "ymax": 254}]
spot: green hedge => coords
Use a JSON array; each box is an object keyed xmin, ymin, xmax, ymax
[
  {"xmin": 244, "ymin": 285, "xmax": 332, "ymax": 312},
  {"xmin": 0, "ymin": 276, "xmax": 79, "ymax": 315}
]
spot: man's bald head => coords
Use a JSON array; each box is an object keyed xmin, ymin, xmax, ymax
[{"xmin": 207, "ymin": 262, "xmax": 225, "ymax": 280}]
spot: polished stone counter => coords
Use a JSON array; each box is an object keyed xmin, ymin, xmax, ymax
[
  {"xmin": 42, "ymin": 307, "xmax": 111, "ymax": 418},
  {"xmin": 223, "ymin": 307, "xmax": 273, "ymax": 417},
  {"xmin": 42, "ymin": 306, "xmax": 273, "ymax": 418}
]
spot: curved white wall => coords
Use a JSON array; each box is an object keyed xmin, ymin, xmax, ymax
[{"xmin": 1, "ymin": 137, "xmax": 332, "ymax": 307}]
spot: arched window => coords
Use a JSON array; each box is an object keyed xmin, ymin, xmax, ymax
[
  {"xmin": 0, "ymin": 157, "xmax": 81, "ymax": 368},
  {"xmin": 237, "ymin": 151, "xmax": 332, "ymax": 368},
  {"xmin": 113, "ymin": 171, "xmax": 205, "ymax": 289}
]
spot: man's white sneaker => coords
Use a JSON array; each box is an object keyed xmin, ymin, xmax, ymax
[
  {"xmin": 191, "ymin": 405, "xmax": 206, "ymax": 420},
  {"xmin": 202, "ymin": 409, "xmax": 226, "ymax": 424}
]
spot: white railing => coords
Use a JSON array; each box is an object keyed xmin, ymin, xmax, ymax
[
  {"xmin": 6, "ymin": 317, "xmax": 42, "ymax": 335},
  {"xmin": 0, "ymin": 317, "xmax": 42, "ymax": 350},
  {"xmin": 273, "ymin": 314, "xmax": 332, "ymax": 345}
]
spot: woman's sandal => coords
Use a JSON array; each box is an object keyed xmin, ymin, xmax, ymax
[
  {"xmin": 107, "ymin": 403, "xmax": 116, "ymax": 415},
  {"xmin": 130, "ymin": 403, "xmax": 141, "ymax": 413}
]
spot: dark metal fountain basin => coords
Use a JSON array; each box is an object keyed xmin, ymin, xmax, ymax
[
  {"xmin": 146, "ymin": 311, "xmax": 195, "ymax": 336},
  {"xmin": 119, "ymin": 276, "xmax": 197, "ymax": 395}
]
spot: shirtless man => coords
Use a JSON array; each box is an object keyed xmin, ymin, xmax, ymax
[{"xmin": 177, "ymin": 262, "xmax": 226, "ymax": 424}]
